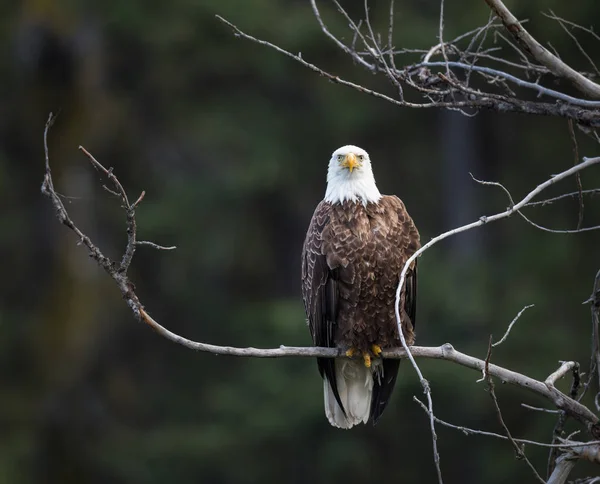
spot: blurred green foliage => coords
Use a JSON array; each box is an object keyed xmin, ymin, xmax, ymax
[{"xmin": 1, "ymin": 0, "xmax": 600, "ymax": 483}]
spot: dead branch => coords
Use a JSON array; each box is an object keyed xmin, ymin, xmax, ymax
[
  {"xmin": 522, "ymin": 404, "xmax": 560, "ymax": 415},
  {"xmin": 582, "ymin": 269, "xmax": 600, "ymax": 410},
  {"xmin": 393, "ymin": 156, "xmax": 600, "ymax": 407},
  {"xmin": 483, "ymin": 338, "xmax": 545, "ymax": 483},
  {"xmin": 567, "ymin": 119, "xmax": 585, "ymax": 229},
  {"xmin": 493, "ymin": 304, "xmax": 535, "ymax": 348},
  {"xmin": 416, "ymin": 398, "xmax": 599, "ymax": 449},
  {"xmin": 524, "ymin": 189, "xmax": 600, "ymax": 208},
  {"xmin": 215, "ymin": 15, "xmax": 600, "ymax": 127},
  {"xmin": 483, "ymin": 0, "xmax": 600, "ymax": 98},
  {"xmin": 547, "ymin": 453, "xmax": 577, "ymax": 484},
  {"xmin": 545, "ymin": 10, "xmax": 600, "ymax": 80},
  {"xmin": 567, "ymin": 442, "xmax": 600, "ymax": 464},
  {"xmin": 548, "ymin": 362, "xmax": 582, "ymax": 476},
  {"xmin": 546, "ymin": 362, "xmax": 579, "ymax": 389}
]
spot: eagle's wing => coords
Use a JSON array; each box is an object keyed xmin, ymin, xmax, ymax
[
  {"xmin": 371, "ymin": 196, "xmax": 420, "ymax": 425},
  {"xmin": 371, "ymin": 263, "xmax": 417, "ymax": 424},
  {"xmin": 301, "ymin": 202, "xmax": 346, "ymax": 415}
]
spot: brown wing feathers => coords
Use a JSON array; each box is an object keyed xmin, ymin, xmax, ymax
[
  {"xmin": 370, "ymin": 263, "xmax": 417, "ymax": 424},
  {"xmin": 369, "ymin": 197, "xmax": 419, "ymax": 424},
  {"xmin": 302, "ymin": 203, "xmax": 347, "ymax": 415},
  {"xmin": 302, "ymin": 197, "xmax": 420, "ymax": 425}
]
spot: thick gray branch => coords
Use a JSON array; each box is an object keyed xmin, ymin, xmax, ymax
[
  {"xmin": 484, "ymin": 0, "xmax": 600, "ymax": 98},
  {"xmin": 138, "ymin": 306, "xmax": 600, "ymax": 434}
]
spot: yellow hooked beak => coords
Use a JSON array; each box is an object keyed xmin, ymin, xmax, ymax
[{"xmin": 341, "ymin": 153, "xmax": 359, "ymax": 173}]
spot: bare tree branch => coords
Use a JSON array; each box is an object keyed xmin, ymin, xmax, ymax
[
  {"xmin": 582, "ymin": 270, "xmax": 600, "ymax": 410},
  {"xmin": 416, "ymin": 398, "xmax": 600, "ymax": 449},
  {"xmin": 548, "ymin": 362, "xmax": 582, "ymax": 476},
  {"xmin": 566, "ymin": 441, "xmax": 600, "ymax": 464},
  {"xmin": 215, "ymin": 15, "xmax": 600, "ymax": 127},
  {"xmin": 493, "ymin": 304, "xmax": 535, "ymax": 348},
  {"xmin": 136, "ymin": 241, "xmax": 177, "ymax": 250},
  {"xmin": 544, "ymin": 10, "xmax": 600, "ymax": 79},
  {"xmin": 546, "ymin": 361, "xmax": 579, "ymax": 389},
  {"xmin": 413, "ymin": 62, "xmax": 600, "ymax": 108},
  {"xmin": 481, "ymin": 338, "xmax": 546, "ymax": 483},
  {"xmin": 522, "ymin": 404, "xmax": 560, "ymax": 415},
  {"xmin": 308, "ymin": 0, "xmax": 374, "ymax": 71},
  {"xmin": 567, "ymin": 119, "xmax": 585, "ymax": 229},
  {"xmin": 394, "ymin": 155, "xmax": 600, "ymax": 395},
  {"xmin": 524, "ymin": 189, "xmax": 600, "ymax": 207},
  {"xmin": 484, "ymin": 0, "xmax": 600, "ymax": 98},
  {"xmin": 547, "ymin": 453, "xmax": 577, "ymax": 484}
]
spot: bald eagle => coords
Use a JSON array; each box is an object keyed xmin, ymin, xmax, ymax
[{"xmin": 301, "ymin": 145, "xmax": 420, "ymax": 429}]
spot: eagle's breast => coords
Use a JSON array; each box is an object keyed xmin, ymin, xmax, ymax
[{"xmin": 320, "ymin": 196, "xmax": 415, "ymax": 351}]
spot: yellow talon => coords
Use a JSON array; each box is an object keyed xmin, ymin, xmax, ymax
[
  {"xmin": 371, "ymin": 344, "xmax": 383, "ymax": 357},
  {"xmin": 345, "ymin": 348, "xmax": 357, "ymax": 358},
  {"xmin": 362, "ymin": 352, "xmax": 372, "ymax": 368}
]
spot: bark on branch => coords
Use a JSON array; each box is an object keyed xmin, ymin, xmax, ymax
[{"xmin": 484, "ymin": 0, "xmax": 600, "ymax": 99}]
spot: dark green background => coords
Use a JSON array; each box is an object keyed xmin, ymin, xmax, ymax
[{"xmin": 1, "ymin": 1, "xmax": 600, "ymax": 482}]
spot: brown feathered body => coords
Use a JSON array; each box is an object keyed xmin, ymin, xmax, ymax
[{"xmin": 302, "ymin": 195, "xmax": 420, "ymax": 428}]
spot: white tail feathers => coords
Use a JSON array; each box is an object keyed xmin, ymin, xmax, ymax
[{"xmin": 324, "ymin": 359, "xmax": 380, "ymax": 429}]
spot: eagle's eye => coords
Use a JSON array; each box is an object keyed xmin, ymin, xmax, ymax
[
  {"xmin": 357, "ymin": 154, "xmax": 365, "ymax": 161},
  {"xmin": 337, "ymin": 154, "xmax": 344, "ymax": 162}
]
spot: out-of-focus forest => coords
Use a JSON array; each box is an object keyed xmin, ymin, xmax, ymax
[{"xmin": 2, "ymin": 0, "xmax": 600, "ymax": 482}]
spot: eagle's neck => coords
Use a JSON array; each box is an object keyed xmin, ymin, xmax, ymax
[{"xmin": 324, "ymin": 170, "xmax": 382, "ymax": 205}]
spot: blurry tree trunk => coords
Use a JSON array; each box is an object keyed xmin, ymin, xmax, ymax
[
  {"xmin": 440, "ymin": 110, "xmax": 484, "ymax": 259},
  {"xmin": 16, "ymin": 2, "xmax": 115, "ymax": 482}
]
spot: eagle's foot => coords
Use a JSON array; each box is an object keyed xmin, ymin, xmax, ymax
[
  {"xmin": 346, "ymin": 347, "xmax": 379, "ymax": 367},
  {"xmin": 371, "ymin": 344, "xmax": 383, "ymax": 357}
]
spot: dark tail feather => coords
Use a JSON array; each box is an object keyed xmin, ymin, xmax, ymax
[
  {"xmin": 370, "ymin": 359, "xmax": 401, "ymax": 425},
  {"xmin": 317, "ymin": 357, "xmax": 346, "ymax": 417}
]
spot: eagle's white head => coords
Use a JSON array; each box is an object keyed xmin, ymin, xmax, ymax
[{"xmin": 324, "ymin": 145, "xmax": 382, "ymax": 205}]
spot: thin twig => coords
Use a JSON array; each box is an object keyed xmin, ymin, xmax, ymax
[
  {"xmin": 387, "ymin": 0, "xmax": 398, "ymax": 72},
  {"xmin": 484, "ymin": 338, "xmax": 546, "ymax": 483},
  {"xmin": 136, "ymin": 241, "xmax": 177, "ymax": 250},
  {"xmin": 484, "ymin": 0, "xmax": 600, "ymax": 98},
  {"xmin": 438, "ymin": 0, "xmax": 450, "ymax": 80},
  {"xmin": 524, "ymin": 189, "xmax": 600, "ymax": 207},
  {"xmin": 216, "ymin": 15, "xmax": 600, "ymax": 126},
  {"xmin": 545, "ymin": 10, "xmax": 600, "ymax": 78},
  {"xmin": 522, "ymin": 404, "xmax": 560, "ymax": 415},
  {"xmin": 361, "ymin": 0, "xmax": 404, "ymax": 99},
  {"xmin": 78, "ymin": 145, "xmax": 137, "ymax": 273},
  {"xmin": 462, "ymin": 50, "xmax": 548, "ymax": 73},
  {"xmin": 394, "ymin": 156, "xmax": 600, "ymax": 416},
  {"xmin": 471, "ymin": 169, "xmax": 599, "ymax": 234},
  {"xmin": 79, "ymin": 146, "xmax": 130, "ymax": 207},
  {"xmin": 395, "ymin": 291, "xmax": 443, "ymax": 481},
  {"xmin": 308, "ymin": 0, "xmax": 375, "ymax": 71},
  {"xmin": 517, "ymin": 211, "xmax": 600, "ymax": 234},
  {"xmin": 568, "ymin": 120, "xmax": 585, "ymax": 229},
  {"xmin": 541, "ymin": 12, "xmax": 600, "ymax": 44},
  {"xmin": 410, "ymin": 62, "xmax": 600, "ymax": 107},
  {"xmin": 415, "ymin": 398, "xmax": 599, "ymax": 448},
  {"xmin": 493, "ymin": 304, "xmax": 535, "ymax": 347}
]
